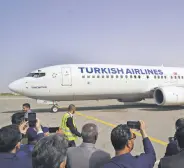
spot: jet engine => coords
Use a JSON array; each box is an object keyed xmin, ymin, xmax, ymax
[{"xmin": 153, "ymin": 86, "xmax": 184, "ymax": 106}]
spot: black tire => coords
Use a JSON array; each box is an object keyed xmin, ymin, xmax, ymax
[{"xmin": 51, "ymin": 106, "xmax": 58, "ymax": 113}]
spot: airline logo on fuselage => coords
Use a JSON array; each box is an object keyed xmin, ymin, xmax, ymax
[{"xmin": 78, "ymin": 67, "xmax": 163, "ymax": 75}]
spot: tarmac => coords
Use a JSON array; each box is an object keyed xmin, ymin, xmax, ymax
[{"xmin": 1, "ymin": 96, "xmax": 184, "ymax": 167}]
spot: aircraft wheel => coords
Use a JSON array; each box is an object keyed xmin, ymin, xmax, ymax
[{"xmin": 51, "ymin": 106, "xmax": 59, "ymax": 113}]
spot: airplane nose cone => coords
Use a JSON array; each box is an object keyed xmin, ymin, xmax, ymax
[
  {"xmin": 8, "ymin": 80, "xmax": 23, "ymax": 94},
  {"xmin": 8, "ymin": 82, "xmax": 14, "ymax": 91}
]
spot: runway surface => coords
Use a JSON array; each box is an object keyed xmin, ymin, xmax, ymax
[{"xmin": 1, "ymin": 96, "xmax": 184, "ymax": 167}]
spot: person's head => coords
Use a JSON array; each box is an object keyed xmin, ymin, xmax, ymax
[
  {"xmin": 0, "ymin": 124, "xmax": 22, "ymax": 153},
  {"xmin": 32, "ymin": 133, "xmax": 68, "ymax": 168},
  {"xmin": 11, "ymin": 112, "xmax": 25, "ymax": 125},
  {"xmin": 175, "ymin": 118, "xmax": 184, "ymax": 130},
  {"xmin": 68, "ymin": 104, "xmax": 76, "ymax": 114},
  {"xmin": 22, "ymin": 103, "xmax": 30, "ymax": 112},
  {"xmin": 81, "ymin": 123, "xmax": 98, "ymax": 144},
  {"xmin": 175, "ymin": 126, "xmax": 184, "ymax": 150},
  {"xmin": 111, "ymin": 124, "xmax": 136, "ymax": 155}
]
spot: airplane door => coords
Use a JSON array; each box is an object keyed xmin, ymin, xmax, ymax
[{"xmin": 61, "ymin": 67, "xmax": 72, "ymax": 86}]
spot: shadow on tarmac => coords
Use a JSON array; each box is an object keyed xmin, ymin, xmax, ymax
[{"xmin": 2, "ymin": 102, "xmax": 184, "ymax": 114}]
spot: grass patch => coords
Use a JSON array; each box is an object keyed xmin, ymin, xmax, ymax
[{"xmin": 0, "ymin": 93, "xmax": 20, "ymax": 96}]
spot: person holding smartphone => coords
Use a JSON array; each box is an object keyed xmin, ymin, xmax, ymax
[
  {"xmin": 26, "ymin": 113, "xmax": 48, "ymax": 144},
  {"xmin": 162, "ymin": 118, "xmax": 184, "ymax": 157},
  {"xmin": 103, "ymin": 120, "xmax": 156, "ymax": 168}
]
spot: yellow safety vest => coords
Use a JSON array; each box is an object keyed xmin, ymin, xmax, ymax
[{"xmin": 60, "ymin": 112, "xmax": 77, "ymax": 141}]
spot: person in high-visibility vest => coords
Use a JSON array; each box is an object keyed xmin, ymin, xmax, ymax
[{"xmin": 60, "ymin": 104, "xmax": 81, "ymax": 147}]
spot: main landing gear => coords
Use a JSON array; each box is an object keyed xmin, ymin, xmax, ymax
[{"xmin": 51, "ymin": 104, "xmax": 59, "ymax": 113}]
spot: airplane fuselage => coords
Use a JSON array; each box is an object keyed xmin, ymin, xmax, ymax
[{"xmin": 8, "ymin": 64, "xmax": 184, "ymax": 106}]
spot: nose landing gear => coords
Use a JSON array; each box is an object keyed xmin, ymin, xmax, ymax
[{"xmin": 51, "ymin": 105, "xmax": 59, "ymax": 113}]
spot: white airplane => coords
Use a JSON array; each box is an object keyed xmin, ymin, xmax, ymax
[{"xmin": 8, "ymin": 64, "xmax": 184, "ymax": 112}]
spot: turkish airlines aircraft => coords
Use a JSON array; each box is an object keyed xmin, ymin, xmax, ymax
[{"xmin": 8, "ymin": 64, "xmax": 184, "ymax": 112}]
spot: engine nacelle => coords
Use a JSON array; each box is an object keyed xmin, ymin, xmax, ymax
[{"xmin": 153, "ymin": 86, "xmax": 184, "ymax": 106}]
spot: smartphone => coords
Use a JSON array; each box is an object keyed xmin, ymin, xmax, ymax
[
  {"xmin": 127, "ymin": 121, "xmax": 140, "ymax": 130},
  {"xmin": 28, "ymin": 112, "xmax": 36, "ymax": 127},
  {"xmin": 49, "ymin": 127, "xmax": 59, "ymax": 133}
]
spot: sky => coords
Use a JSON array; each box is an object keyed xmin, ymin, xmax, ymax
[{"xmin": 1, "ymin": 0, "xmax": 184, "ymax": 92}]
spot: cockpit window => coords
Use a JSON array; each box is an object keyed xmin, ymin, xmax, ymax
[{"xmin": 26, "ymin": 73, "xmax": 45, "ymax": 78}]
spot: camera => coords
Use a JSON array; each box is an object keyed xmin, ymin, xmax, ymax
[{"xmin": 127, "ymin": 121, "xmax": 140, "ymax": 130}]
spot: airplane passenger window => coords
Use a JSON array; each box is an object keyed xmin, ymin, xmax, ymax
[
  {"xmin": 87, "ymin": 75, "xmax": 90, "ymax": 78},
  {"xmin": 111, "ymin": 75, "xmax": 114, "ymax": 78},
  {"xmin": 171, "ymin": 76, "xmax": 173, "ymax": 79},
  {"xmin": 130, "ymin": 75, "xmax": 132, "ymax": 78},
  {"xmin": 164, "ymin": 76, "xmax": 166, "ymax": 79},
  {"xmin": 120, "ymin": 75, "xmax": 123, "ymax": 78},
  {"xmin": 97, "ymin": 75, "xmax": 100, "ymax": 78},
  {"xmin": 102, "ymin": 75, "xmax": 104, "ymax": 78},
  {"xmin": 125, "ymin": 75, "xmax": 128, "ymax": 78},
  {"xmin": 82, "ymin": 75, "xmax": 85, "ymax": 78},
  {"xmin": 182, "ymin": 76, "xmax": 183, "ymax": 79},
  {"xmin": 146, "ymin": 75, "xmax": 149, "ymax": 79},
  {"xmin": 138, "ymin": 75, "xmax": 141, "ymax": 78},
  {"xmin": 175, "ymin": 76, "xmax": 177, "ymax": 79},
  {"xmin": 106, "ymin": 75, "xmax": 109, "ymax": 78},
  {"xmin": 161, "ymin": 76, "xmax": 163, "ymax": 79},
  {"xmin": 158, "ymin": 76, "xmax": 160, "ymax": 79},
  {"xmin": 134, "ymin": 75, "xmax": 137, "ymax": 78},
  {"xmin": 92, "ymin": 75, "xmax": 95, "ymax": 78},
  {"xmin": 116, "ymin": 75, "xmax": 119, "ymax": 78}
]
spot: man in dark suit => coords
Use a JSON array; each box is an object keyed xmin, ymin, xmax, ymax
[
  {"xmin": 158, "ymin": 126, "xmax": 184, "ymax": 168},
  {"xmin": 11, "ymin": 112, "xmax": 29, "ymax": 144},
  {"xmin": 0, "ymin": 124, "xmax": 32, "ymax": 168},
  {"xmin": 164, "ymin": 118, "xmax": 184, "ymax": 157},
  {"xmin": 66, "ymin": 123, "xmax": 111, "ymax": 168},
  {"xmin": 103, "ymin": 120, "xmax": 156, "ymax": 168},
  {"xmin": 16, "ymin": 118, "xmax": 45, "ymax": 157},
  {"xmin": 11, "ymin": 112, "xmax": 45, "ymax": 157}
]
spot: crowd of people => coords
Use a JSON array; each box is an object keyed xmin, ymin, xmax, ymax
[{"xmin": 0, "ymin": 103, "xmax": 184, "ymax": 168}]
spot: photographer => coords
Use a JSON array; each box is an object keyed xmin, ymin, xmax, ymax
[
  {"xmin": 103, "ymin": 120, "xmax": 156, "ymax": 168},
  {"xmin": 159, "ymin": 126, "xmax": 184, "ymax": 168},
  {"xmin": 0, "ymin": 124, "xmax": 32, "ymax": 168},
  {"xmin": 11, "ymin": 112, "xmax": 29, "ymax": 144},
  {"xmin": 11, "ymin": 112, "xmax": 45, "ymax": 145},
  {"xmin": 164, "ymin": 118, "xmax": 184, "ymax": 157},
  {"xmin": 16, "ymin": 118, "xmax": 45, "ymax": 157},
  {"xmin": 27, "ymin": 118, "xmax": 48, "ymax": 145}
]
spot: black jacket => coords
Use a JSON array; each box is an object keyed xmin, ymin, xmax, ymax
[
  {"xmin": 159, "ymin": 149, "xmax": 184, "ymax": 168},
  {"xmin": 66, "ymin": 116, "xmax": 81, "ymax": 137},
  {"xmin": 164, "ymin": 140, "xmax": 179, "ymax": 157},
  {"xmin": 103, "ymin": 137, "xmax": 156, "ymax": 168}
]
